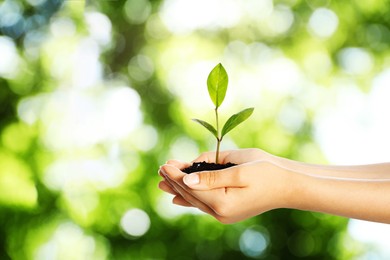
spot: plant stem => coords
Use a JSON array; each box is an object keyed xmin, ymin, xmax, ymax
[
  {"xmin": 216, "ymin": 138, "xmax": 221, "ymax": 164},
  {"xmin": 215, "ymin": 107, "xmax": 220, "ymax": 163}
]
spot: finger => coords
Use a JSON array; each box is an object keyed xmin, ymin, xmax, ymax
[
  {"xmin": 159, "ymin": 161, "xmax": 188, "ymax": 177},
  {"xmin": 166, "ymin": 159, "xmax": 191, "ymax": 170},
  {"xmin": 163, "ymin": 171, "xmax": 200, "ymax": 207},
  {"xmin": 191, "ymin": 152, "xmax": 217, "ymax": 163},
  {"xmin": 162, "ymin": 165, "xmax": 231, "ymax": 217},
  {"xmin": 191, "ymin": 150, "xmax": 238, "ymax": 164},
  {"xmin": 158, "ymin": 168, "xmax": 176, "ymax": 190},
  {"xmin": 163, "ymin": 172, "xmax": 181, "ymax": 195},
  {"xmin": 158, "ymin": 166, "xmax": 167, "ymax": 177},
  {"xmin": 158, "ymin": 180, "xmax": 178, "ymax": 196},
  {"xmin": 161, "ymin": 166, "xmax": 220, "ymax": 214},
  {"xmin": 191, "ymin": 151, "xmax": 234, "ymax": 163},
  {"xmin": 160, "ymin": 164, "xmax": 186, "ymax": 182},
  {"xmin": 183, "ymin": 166, "xmax": 246, "ymax": 190},
  {"xmin": 170, "ymin": 182, "xmax": 219, "ymax": 216},
  {"xmin": 172, "ymin": 195, "xmax": 193, "ymax": 207},
  {"xmin": 162, "ymin": 164, "xmax": 202, "ymax": 192}
]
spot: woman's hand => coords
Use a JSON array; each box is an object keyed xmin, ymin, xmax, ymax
[{"xmin": 158, "ymin": 151, "xmax": 292, "ymax": 223}]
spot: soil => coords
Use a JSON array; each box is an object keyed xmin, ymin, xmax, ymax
[{"xmin": 182, "ymin": 161, "xmax": 237, "ymax": 174}]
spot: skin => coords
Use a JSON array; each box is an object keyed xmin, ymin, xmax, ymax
[{"xmin": 158, "ymin": 148, "xmax": 390, "ymax": 224}]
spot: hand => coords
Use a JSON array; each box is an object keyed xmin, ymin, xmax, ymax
[{"xmin": 158, "ymin": 149, "xmax": 292, "ymax": 223}]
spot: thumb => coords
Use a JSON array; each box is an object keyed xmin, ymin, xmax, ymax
[{"xmin": 183, "ymin": 168, "xmax": 243, "ymax": 190}]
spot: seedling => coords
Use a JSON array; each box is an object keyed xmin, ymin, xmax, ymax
[{"xmin": 192, "ymin": 63, "xmax": 254, "ymax": 164}]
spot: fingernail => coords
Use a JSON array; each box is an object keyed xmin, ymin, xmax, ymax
[{"xmin": 183, "ymin": 174, "xmax": 199, "ymax": 186}]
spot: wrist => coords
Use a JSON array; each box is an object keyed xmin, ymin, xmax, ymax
[
  {"xmin": 275, "ymin": 162, "xmax": 310, "ymax": 210},
  {"xmin": 253, "ymin": 160, "xmax": 299, "ymax": 210}
]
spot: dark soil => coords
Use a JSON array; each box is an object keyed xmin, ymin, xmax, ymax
[{"xmin": 182, "ymin": 161, "xmax": 237, "ymax": 174}]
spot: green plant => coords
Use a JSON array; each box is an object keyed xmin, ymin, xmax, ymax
[{"xmin": 193, "ymin": 63, "xmax": 254, "ymax": 164}]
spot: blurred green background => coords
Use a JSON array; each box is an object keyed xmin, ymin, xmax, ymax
[{"xmin": 1, "ymin": 0, "xmax": 390, "ymax": 259}]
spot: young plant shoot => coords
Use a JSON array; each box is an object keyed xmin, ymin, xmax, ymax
[{"xmin": 192, "ymin": 63, "xmax": 254, "ymax": 164}]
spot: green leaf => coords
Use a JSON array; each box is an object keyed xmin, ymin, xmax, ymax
[
  {"xmin": 192, "ymin": 119, "xmax": 218, "ymax": 139},
  {"xmin": 207, "ymin": 63, "xmax": 228, "ymax": 108},
  {"xmin": 221, "ymin": 108, "xmax": 254, "ymax": 138}
]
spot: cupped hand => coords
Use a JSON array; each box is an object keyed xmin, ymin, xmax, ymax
[{"xmin": 158, "ymin": 150, "xmax": 292, "ymax": 223}]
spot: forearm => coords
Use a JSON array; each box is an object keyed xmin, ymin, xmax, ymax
[
  {"xmin": 273, "ymin": 156, "xmax": 390, "ymax": 180},
  {"xmin": 288, "ymin": 171, "xmax": 390, "ymax": 223}
]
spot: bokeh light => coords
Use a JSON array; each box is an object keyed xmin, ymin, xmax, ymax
[
  {"xmin": 308, "ymin": 8, "xmax": 339, "ymax": 38},
  {"xmin": 160, "ymin": 0, "xmax": 241, "ymax": 33},
  {"xmin": 35, "ymin": 222, "xmax": 109, "ymax": 260},
  {"xmin": 338, "ymin": 47, "xmax": 374, "ymax": 75},
  {"xmin": 0, "ymin": 1, "xmax": 23, "ymax": 28},
  {"xmin": 0, "ymin": 36, "xmax": 19, "ymax": 78},
  {"xmin": 124, "ymin": 0, "xmax": 151, "ymax": 25},
  {"xmin": 120, "ymin": 209, "xmax": 151, "ymax": 237},
  {"xmin": 239, "ymin": 227, "xmax": 269, "ymax": 258}
]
